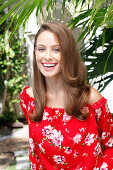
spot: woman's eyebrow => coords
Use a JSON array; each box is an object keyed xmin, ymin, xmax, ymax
[{"xmin": 36, "ymin": 44, "xmax": 61, "ymax": 47}]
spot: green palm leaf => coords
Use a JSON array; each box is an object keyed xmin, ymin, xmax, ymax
[
  {"xmin": 81, "ymin": 28, "xmax": 113, "ymax": 91},
  {"xmin": 0, "ymin": 0, "xmax": 25, "ymax": 25},
  {"xmin": 0, "ymin": 0, "xmax": 113, "ymax": 90}
]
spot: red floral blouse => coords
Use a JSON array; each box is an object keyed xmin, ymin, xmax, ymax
[{"xmin": 20, "ymin": 86, "xmax": 113, "ymax": 170}]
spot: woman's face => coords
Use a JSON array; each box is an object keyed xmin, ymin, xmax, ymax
[{"xmin": 35, "ymin": 31, "xmax": 62, "ymax": 79}]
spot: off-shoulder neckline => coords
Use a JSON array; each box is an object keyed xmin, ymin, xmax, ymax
[
  {"xmin": 23, "ymin": 86, "xmax": 34, "ymax": 100},
  {"xmin": 85, "ymin": 97, "xmax": 107, "ymax": 109},
  {"xmin": 23, "ymin": 86, "xmax": 64, "ymax": 110},
  {"xmin": 23, "ymin": 86, "xmax": 107, "ymax": 110}
]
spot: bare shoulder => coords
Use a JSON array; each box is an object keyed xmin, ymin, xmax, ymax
[
  {"xmin": 88, "ymin": 87, "xmax": 103, "ymax": 105},
  {"xmin": 26, "ymin": 87, "xmax": 34, "ymax": 98}
]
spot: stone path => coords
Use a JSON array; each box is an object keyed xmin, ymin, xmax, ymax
[
  {"xmin": 15, "ymin": 150, "xmax": 30, "ymax": 170},
  {"xmin": 0, "ymin": 125, "xmax": 30, "ymax": 170}
]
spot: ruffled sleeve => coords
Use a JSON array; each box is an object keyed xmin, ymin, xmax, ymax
[
  {"xmin": 20, "ymin": 86, "xmax": 35, "ymax": 122},
  {"xmin": 20, "ymin": 86, "xmax": 41, "ymax": 169},
  {"xmin": 89, "ymin": 97, "xmax": 113, "ymax": 168}
]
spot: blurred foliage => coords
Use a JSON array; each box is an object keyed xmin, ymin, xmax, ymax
[
  {"xmin": 66, "ymin": 1, "xmax": 113, "ymax": 90},
  {"xmin": 81, "ymin": 27, "xmax": 113, "ymax": 91},
  {"xmin": 0, "ymin": 0, "xmax": 113, "ymax": 40},
  {"xmin": 0, "ymin": 0, "xmax": 113, "ymax": 91},
  {"xmin": 0, "ymin": 11, "xmax": 28, "ymax": 122}
]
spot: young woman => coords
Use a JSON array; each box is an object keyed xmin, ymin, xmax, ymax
[{"xmin": 20, "ymin": 22, "xmax": 113, "ymax": 170}]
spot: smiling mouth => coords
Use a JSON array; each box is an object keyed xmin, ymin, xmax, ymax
[{"xmin": 42, "ymin": 63, "xmax": 57, "ymax": 68}]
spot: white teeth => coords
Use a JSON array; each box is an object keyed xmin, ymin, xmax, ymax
[{"xmin": 43, "ymin": 64, "xmax": 56, "ymax": 67}]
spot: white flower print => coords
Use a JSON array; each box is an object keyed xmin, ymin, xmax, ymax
[
  {"xmin": 82, "ymin": 153, "xmax": 88, "ymax": 157},
  {"xmin": 74, "ymin": 150, "xmax": 78, "ymax": 158},
  {"xmin": 36, "ymin": 155, "xmax": 40, "ymax": 162},
  {"xmin": 105, "ymin": 103, "xmax": 110, "ymax": 113},
  {"xmin": 31, "ymin": 101, "xmax": 35, "ymax": 107},
  {"xmin": 102, "ymin": 132, "xmax": 107, "ymax": 140},
  {"xmin": 95, "ymin": 108, "xmax": 102, "ymax": 119},
  {"xmin": 84, "ymin": 133, "xmax": 95, "ymax": 146},
  {"xmin": 73, "ymin": 133, "xmax": 82, "ymax": 144},
  {"xmin": 42, "ymin": 125, "xmax": 53, "ymax": 139},
  {"xmin": 39, "ymin": 143, "xmax": 45, "ymax": 154},
  {"xmin": 54, "ymin": 114, "xmax": 60, "ymax": 119},
  {"xmin": 29, "ymin": 138, "xmax": 35, "ymax": 157},
  {"xmin": 65, "ymin": 128, "xmax": 69, "ymax": 133},
  {"xmin": 42, "ymin": 112, "xmax": 49, "ymax": 120},
  {"xmin": 79, "ymin": 128, "xmax": 85, "ymax": 133},
  {"xmin": 29, "ymin": 138, "xmax": 35, "ymax": 151},
  {"xmin": 31, "ymin": 162, "xmax": 36, "ymax": 170},
  {"xmin": 95, "ymin": 135, "xmax": 99, "ymax": 140},
  {"xmin": 55, "ymin": 109, "xmax": 60, "ymax": 114},
  {"xmin": 62, "ymin": 112, "xmax": 72, "ymax": 124},
  {"xmin": 42, "ymin": 125, "xmax": 63, "ymax": 148},
  {"xmin": 102, "ymin": 132, "xmax": 110, "ymax": 140},
  {"xmin": 51, "ymin": 129, "xmax": 63, "ymax": 147},
  {"xmin": 22, "ymin": 103, "xmax": 27, "ymax": 109},
  {"xmin": 28, "ymin": 102, "xmax": 31, "ymax": 111},
  {"xmin": 53, "ymin": 155, "xmax": 66, "ymax": 165},
  {"xmin": 52, "ymin": 109, "xmax": 63, "ymax": 119},
  {"xmin": 48, "ymin": 117, "xmax": 53, "ymax": 122},
  {"xmin": 105, "ymin": 138, "xmax": 113, "ymax": 147},
  {"xmin": 39, "ymin": 164, "xmax": 44, "ymax": 169},
  {"xmin": 110, "ymin": 118, "xmax": 113, "ymax": 123},
  {"xmin": 100, "ymin": 162, "xmax": 108, "ymax": 170},
  {"xmin": 82, "ymin": 106, "xmax": 89, "ymax": 114},
  {"xmin": 93, "ymin": 142, "xmax": 102, "ymax": 156},
  {"xmin": 64, "ymin": 146, "xmax": 72, "ymax": 154},
  {"xmin": 21, "ymin": 99, "xmax": 27, "ymax": 109}
]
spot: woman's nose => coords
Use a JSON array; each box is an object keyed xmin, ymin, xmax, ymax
[{"xmin": 45, "ymin": 49, "xmax": 52, "ymax": 60}]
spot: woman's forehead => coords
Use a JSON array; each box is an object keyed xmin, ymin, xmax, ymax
[{"xmin": 36, "ymin": 31, "xmax": 60, "ymax": 46}]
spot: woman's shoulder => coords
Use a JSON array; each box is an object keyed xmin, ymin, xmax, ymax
[
  {"xmin": 26, "ymin": 86, "xmax": 34, "ymax": 98},
  {"xmin": 87, "ymin": 87, "xmax": 103, "ymax": 105},
  {"xmin": 20, "ymin": 86, "xmax": 35, "ymax": 121},
  {"xmin": 20, "ymin": 86, "xmax": 34, "ymax": 100}
]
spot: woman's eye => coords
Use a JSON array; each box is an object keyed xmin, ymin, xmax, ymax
[
  {"xmin": 38, "ymin": 48, "xmax": 45, "ymax": 51},
  {"xmin": 53, "ymin": 48, "xmax": 60, "ymax": 52}
]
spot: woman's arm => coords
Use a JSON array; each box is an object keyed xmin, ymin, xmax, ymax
[
  {"xmin": 89, "ymin": 87, "xmax": 113, "ymax": 168},
  {"xmin": 20, "ymin": 86, "xmax": 42, "ymax": 169}
]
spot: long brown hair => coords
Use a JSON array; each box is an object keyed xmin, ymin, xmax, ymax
[{"xmin": 32, "ymin": 22, "xmax": 90, "ymax": 122}]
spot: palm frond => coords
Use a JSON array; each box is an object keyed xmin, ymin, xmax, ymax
[
  {"xmin": 101, "ymin": 3, "xmax": 113, "ymax": 28},
  {"xmin": 0, "ymin": 0, "xmax": 45, "ymax": 40},
  {"xmin": 68, "ymin": 7, "xmax": 107, "ymax": 42},
  {"xmin": 0, "ymin": 0, "xmax": 113, "ymax": 90},
  {"xmin": 81, "ymin": 28, "xmax": 113, "ymax": 91},
  {"xmin": 0, "ymin": 0, "xmax": 18, "ymax": 7},
  {"xmin": 89, "ymin": 0, "xmax": 106, "ymax": 30},
  {"xmin": 103, "ymin": 47, "xmax": 113, "ymax": 75},
  {"xmin": 0, "ymin": 0, "xmax": 25, "ymax": 25}
]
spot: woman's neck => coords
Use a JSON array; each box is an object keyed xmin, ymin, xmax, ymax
[
  {"xmin": 45, "ymin": 75, "xmax": 64, "ymax": 97},
  {"xmin": 45, "ymin": 75, "xmax": 65, "ymax": 108}
]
